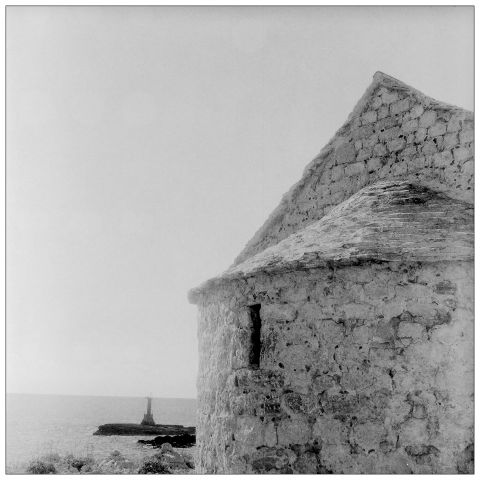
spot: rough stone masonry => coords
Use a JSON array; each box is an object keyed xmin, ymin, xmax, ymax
[{"xmin": 188, "ymin": 72, "xmax": 474, "ymax": 474}]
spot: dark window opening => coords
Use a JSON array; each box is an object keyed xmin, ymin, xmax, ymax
[{"xmin": 248, "ymin": 304, "xmax": 262, "ymax": 369}]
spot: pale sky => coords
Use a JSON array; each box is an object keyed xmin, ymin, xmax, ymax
[{"xmin": 6, "ymin": 6, "xmax": 473, "ymax": 398}]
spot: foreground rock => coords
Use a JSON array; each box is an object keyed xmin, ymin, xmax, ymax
[
  {"xmin": 94, "ymin": 423, "xmax": 195, "ymax": 436},
  {"xmin": 138, "ymin": 433, "xmax": 196, "ymax": 448},
  {"xmin": 138, "ymin": 443, "xmax": 195, "ymax": 474}
]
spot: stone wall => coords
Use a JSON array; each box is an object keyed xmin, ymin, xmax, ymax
[
  {"xmin": 235, "ymin": 75, "xmax": 474, "ymax": 265},
  {"xmin": 195, "ymin": 261, "xmax": 473, "ymax": 474}
]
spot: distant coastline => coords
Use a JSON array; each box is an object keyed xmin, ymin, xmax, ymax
[{"xmin": 6, "ymin": 393, "xmax": 197, "ymax": 473}]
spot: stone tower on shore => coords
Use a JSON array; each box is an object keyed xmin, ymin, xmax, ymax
[{"xmin": 188, "ymin": 72, "xmax": 474, "ymax": 474}]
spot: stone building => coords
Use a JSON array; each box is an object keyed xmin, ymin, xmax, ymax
[{"xmin": 188, "ymin": 72, "xmax": 474, "ymax": 474}]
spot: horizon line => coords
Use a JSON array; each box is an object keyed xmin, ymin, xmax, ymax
[{"xmin": 6, "ymin": 391, "xmax": 197, "ymax": 400}]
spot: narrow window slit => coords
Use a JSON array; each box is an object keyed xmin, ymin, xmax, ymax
[{"xmin": 248, "ymin": 304, "xmax": 262, "ymax": 369}]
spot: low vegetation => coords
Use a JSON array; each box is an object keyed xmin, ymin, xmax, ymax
[
  {"xmin": 26, "ymin": 460, "xmax": 57, "ymax": 475},
  {"xmin": 17, "ymin": 445, "xmax": 195, "ymax": 475}
]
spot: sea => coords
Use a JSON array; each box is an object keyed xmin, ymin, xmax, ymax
[{"xmin": 6, "ymin": 393, "xmax": 197, "ymax": 472}]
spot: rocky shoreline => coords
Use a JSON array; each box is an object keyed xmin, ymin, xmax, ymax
[
  {"xmin": 93, "ymin": 423, "xmax": 195, "ymax": 436},
  {"xmin": 138, "ymin": 432, "xmax": 196, "ymax": 448}
]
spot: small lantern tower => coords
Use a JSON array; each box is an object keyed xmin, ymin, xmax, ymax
[{"xmin": 141, "ymin": 397, "xmax": 156, "ymax": 426}]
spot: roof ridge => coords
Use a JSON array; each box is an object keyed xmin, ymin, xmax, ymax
[{"xmin": 348, "ymin": 71, "xmax": 471, "ymax": 122}]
